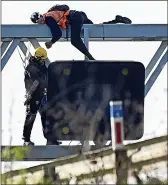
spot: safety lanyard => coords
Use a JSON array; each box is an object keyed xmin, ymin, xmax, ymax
[
  {"xmin": 17, "ymin": 42, "xmax": 35, "ymax": 90},
  {"xmin": 17, "ymin": 42, "xmax": 31, "ymax": 70}
]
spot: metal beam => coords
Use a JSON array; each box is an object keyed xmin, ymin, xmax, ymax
[
  {"xmin": 1, "ymin": 41, "xmax": 11, "ymax": 56},
  {"xmin": 1, "ymin": 145, "xmax": 81, "ymax": 161},
  {"xmin": 2, "ymin": 24, "xmax": 168, "ymax": 41},
  {"xmin": 1, "ymin": 23, "xmax": 168, "ymax": 161},
  {"xmin": 1, "ymin": 39, "xmax": 21, "ymax": 71},
  {"xmin": 1, "ymin": 135, "xmax": 167, "ymax": 161},
  {"xmin": 145, "ymin": 41, "xmax": 168, "ymax": 80},
  {"xmin": 29, "ymin": 38, "xmax": 50, "ymax": 67},
  {"xmin": 2, "ymin": 38, "xmax": 144, "ymax": 42},
  {"xmin": 145, "ymin": 50, "xmax": 168, "ymax": 96},
  {"xmin": 84, "ymin": 28, "xmax": 89, "ymax": 60}
]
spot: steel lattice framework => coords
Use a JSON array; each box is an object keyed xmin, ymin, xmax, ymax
[{"xmin": 1, "ymin": 24, "xmax": 168, "ymax": 161}]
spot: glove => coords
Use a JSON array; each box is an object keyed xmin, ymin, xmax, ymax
[
  {"xmin": 45, "ymin": 41, "xmax": 53, "ymax": 49},
  {"xmin": 24, "ymin": 93, "xmax": 32, "ymax": 106}
]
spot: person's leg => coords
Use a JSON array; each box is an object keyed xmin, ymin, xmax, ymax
[
  {"xmin": 39, "ymin": 107, "xmax": 47, "ymax": 139},
  {"xmin": 115, "ymin": 15, "xmax": 132, "ymax": 24},
  {"xmin": 22, "ymin": 95, "xmax": 38, "ymax": 145},
  {"xmin": 69, "ymin": 11, "xmax": 95, "ymax": 60},
  {"xmin": 81, "ymin": 11, "xmax": 94, "ymax": 24},
  {"xmin": 103, "ymin": 15, "xmax": 132, "ymax": 24},
  {"xmin": 103, "ymin": 19, "xmax": 121, "ymax": 24}
]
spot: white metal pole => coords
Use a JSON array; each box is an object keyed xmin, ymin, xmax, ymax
[
  {"xmin": 109, "ymin": 101, "xmax": 124, "ymax": 150},
  {"xmin": 109, "ymin": 100, "xmax": 128, "ymax": 184}
]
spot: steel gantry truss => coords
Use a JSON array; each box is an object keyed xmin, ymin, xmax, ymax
[{"xmin": 1, "ymin": 24, "xmax": 168, "ymax": 161}]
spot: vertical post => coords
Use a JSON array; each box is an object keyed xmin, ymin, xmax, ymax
[
  {"xmin": 109, "ymin": 101, "xmax": 128, "ymax": 185},
  {"xmin": 84, "ymin": 28, "xmax": 89, "ymax": 60},
  {"xmin": 82, "ymin": 27, "xmax": 90, "ymax": 151},
  {"xmin": 110, "ymin": 101, "xmax": 124, "ymax": 150}
]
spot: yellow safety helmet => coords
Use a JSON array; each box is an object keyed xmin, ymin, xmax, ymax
[{"xmin": 34, "ymin": 47, "xmax": 47, "ymax": 60}]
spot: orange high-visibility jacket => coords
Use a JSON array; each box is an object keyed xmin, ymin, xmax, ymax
[{"xmin": 43, "ymin": 10, "xmax": 70, "ymax": 29}]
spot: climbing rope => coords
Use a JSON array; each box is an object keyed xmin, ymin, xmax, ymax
[{"xmin": 17, "ymin": 41, "xmax": 31, "ymax": 70}]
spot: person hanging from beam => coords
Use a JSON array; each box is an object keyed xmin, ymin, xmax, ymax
[
  {"xmin": 22, "ymin": 47, "xmax": 48, "ymax": 146},
  {"xmin": 30, "ymin": 5, "xmax": 131, "ymax": 60},
  {"xmin": 30, "ymin": 5, "xmax": 95, "ymax": 60}
]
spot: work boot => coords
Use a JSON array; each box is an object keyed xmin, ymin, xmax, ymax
[
  {"xmin": 46, "ymin": 139, "xmax": 62, "ymax": 145},
  {"xmin": 23, "ymin": 141, "xmax": 35, "ymax": 146},
  {"xmin": 115, "ymin": 15, "xmax": 132, "ymax": 24}
]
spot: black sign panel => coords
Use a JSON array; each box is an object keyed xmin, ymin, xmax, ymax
[{"xmin": 45, "ymin": 61, "xmax": 145, "ymax": 149}]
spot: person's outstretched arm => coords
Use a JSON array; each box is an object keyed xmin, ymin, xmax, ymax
[{"xmin": 45, "ymin": 17, "xmax": 62, "ymax": 48}]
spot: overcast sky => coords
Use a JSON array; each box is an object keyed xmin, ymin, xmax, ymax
[{"xmin": 1, "ymin": 1, "xmax": 167, "ymax": 174}]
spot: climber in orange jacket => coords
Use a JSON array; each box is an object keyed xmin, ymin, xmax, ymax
[
  {"xmin": 30, "ymin": 5, "xmax": 95, "ymax": 60},
  {"xmin": 30, "ymin": 4, "xmax": 132, "ymax": 60}
]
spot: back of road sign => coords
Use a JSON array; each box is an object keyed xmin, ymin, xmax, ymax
[{"xmin": 45, "ymin": 61, "xmax": 145, "ymax": 149}]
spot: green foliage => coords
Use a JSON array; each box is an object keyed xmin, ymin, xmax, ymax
[
  {"xmin": 1, "ymin": 147, "xmax": 30, "ymax": 185},
  {"xmin": 1, "ymin": 136, "xmax": 167, "ymax": 184},
  {"xmin": 1, "ymin": 174, "xmax": 7, "ymax": 184},
  {"xmin": 2, "ymin": 146, "xmax": 31, "ymax": 160},
  {"xmin": 36, "ymin": 177, "xmax": 53, "ymax": 185},
  {"xmin": 17, "ymin": 177, "xmax": 27, "ymax": 185},
  {"xmin": 19, "ymin": 169, "xmax": 28, "ymax": 176},
  {"xmin": 121, "ymin": 179, "xmax": 128, "ymax": 184}
]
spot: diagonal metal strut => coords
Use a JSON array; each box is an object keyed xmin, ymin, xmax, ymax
[
  {"xmin": 145, "ymin": 41, "xmax": 168, "ymax": 80},
  {"xmin": 1, "ymin": 39, "xmax": 21, "ymax": 71},
  {"xmin": 18, "ymin": 42, "xmax": 32, "ymax": 57},
  {"xmin": 145, "ymin": 50, "xmax": 168, "ymax": 96},
  {"xmin": 1, "ymin": 41, "xmax": 11, "ymax": 56}
]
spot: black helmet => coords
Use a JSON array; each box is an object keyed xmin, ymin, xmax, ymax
[{"xmin": 30, "ymin": 12, "xmax": 42, "ymax": 23}]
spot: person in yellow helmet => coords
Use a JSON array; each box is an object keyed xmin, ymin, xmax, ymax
[{"xmin": 22, "ymin": 47, "xmax": 48, "ymax": 146}]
